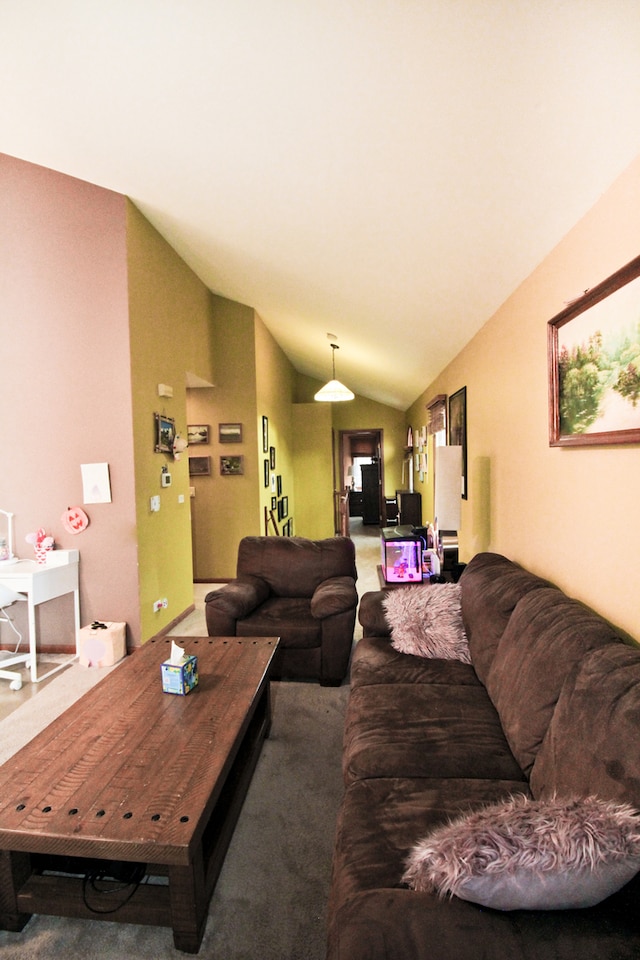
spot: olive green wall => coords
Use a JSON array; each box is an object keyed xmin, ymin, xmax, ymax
[
  {"xmin": 126, "ymin": 202, "xmax": 216, "ymax": 641},
  {"xmin": 294, "ymin": 372, "xmax": 407, "ymax": 508},
  {"xmin": 292, "ymin": 404, "xmax": 335, "ymax": 539},
  {"xmin": 187, "ymin": 295, "xmax": 261, "ymax": 579},
  {"xmin": 330, "ymin": 395, "xmax": 407, "ymax": 501},
  {"xmin": 407, "ymin": 155, "xmax": 640, "ymax": 644},
  {"xmin": 255, "ymin": 314, "xmax": 297, "ymax": 537}
]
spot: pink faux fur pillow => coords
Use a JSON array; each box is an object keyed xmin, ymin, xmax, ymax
[
  {"xmin": 403, "ymin": 795, "xmax": 640, "ymax": 910},
  {"xmin": 383, "ymin": 583, "xmax": 471, "ymax": 662}
]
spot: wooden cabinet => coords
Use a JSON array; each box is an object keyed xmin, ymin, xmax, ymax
[
  {"xmin": 396, "ymin": 490, "xmax": 421, "ymax": 526},
  {"xmin": 362, "ymin": 464, "xmax": 381, "ymax": 524}
]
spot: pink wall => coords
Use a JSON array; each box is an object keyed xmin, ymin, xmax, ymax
[{"xmin": 0, "ymin": 154, "xmax": 140, "ymax": 648}]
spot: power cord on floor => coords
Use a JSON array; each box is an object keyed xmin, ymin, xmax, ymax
[{"xmin": 81, "ymin": 861, "xmax": 147, "ymax": 914}]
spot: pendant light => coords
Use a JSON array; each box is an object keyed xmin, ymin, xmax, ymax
[{"xmin": 314, "ymin": 343, "xmax": 355, "ymax": 402}]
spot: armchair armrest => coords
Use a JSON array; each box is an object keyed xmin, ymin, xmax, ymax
[
  {"xmin": 205, "ymin": 576, "xmax": 270, "ymax": 619},
  {"xmin": 310, "ymin": 576, "xmax": 358, "ymax": 620}
]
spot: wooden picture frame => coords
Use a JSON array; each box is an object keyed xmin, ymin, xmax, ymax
[
  {"xmin": 220, "ymin": 455, "xmax": 244, "ymax": 476},
  {"xmin": 187, "ymin": 424, "xmax": 209, "ymax": 445},
  {"xmin": 548, "ymin": 254, "xmax": 640, "ymax": 446},
  {"xmin": 218, "ymin": 423, "xmax": 242, "ymax": 443},
  {"xmin": 189, "ymin": 456, "xmax": 211, "ymax": 476},
  {"xmin": 154, "ymin": 413, "xmax": 175, "ymax": 453},
  {"xmin": 448, "ymin": 387, "xmax": 467, "ymax": 499},
  {"xmin": 262, "ymin": 416, "xmax": 269, "ymax": 453}
]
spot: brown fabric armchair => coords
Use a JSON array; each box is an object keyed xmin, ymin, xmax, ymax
[{"xmin": 205, "ymin": 536, "xmax": 358, "ymax": 685}]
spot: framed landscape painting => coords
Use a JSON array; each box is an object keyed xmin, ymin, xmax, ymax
[
  {"xmin": 548, "ymin": 254, "xmax": 640, "ymax": 446},
  {"xmin": 218, "ymin": 422, "xmax": 242, "ymax": 443},
  {"xmin": 187, "ymin": 424, "xmax": 209, "ymax": 445}
]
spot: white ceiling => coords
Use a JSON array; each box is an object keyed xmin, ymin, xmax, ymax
[{"xmin": 3, "ymin": 1, "xmax": 640, "ymax": 409}]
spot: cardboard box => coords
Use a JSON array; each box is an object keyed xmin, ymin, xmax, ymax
[
  {"xmin": 161, "ymin": 655, "xmax": 199, "ymax": 695},
  {"xmin": 78, "ymin": 621, "xmax": 127, "ymax": 667}
]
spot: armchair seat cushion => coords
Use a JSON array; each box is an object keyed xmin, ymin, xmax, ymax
[{"xmin": 237, "ymin": 597, "xmax": 321, "ymax": 649}]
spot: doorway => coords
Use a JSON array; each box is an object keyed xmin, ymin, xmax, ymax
[{"xmin": 339, "ymin": 430, "xmax": 385, "ymax": 526}]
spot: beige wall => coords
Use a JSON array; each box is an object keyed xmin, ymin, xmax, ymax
[{"xmin": 407, "ymin": 155, "xmax": 640, "ymax": 643}]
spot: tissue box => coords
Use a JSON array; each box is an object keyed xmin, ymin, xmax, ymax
[
  {"xmin": 78, "ymin": 621, "xmax": 127, "ymax": 667},
  {"xmin": 161, "ymin": 655, "xmax": 199, "ymax": 695}
]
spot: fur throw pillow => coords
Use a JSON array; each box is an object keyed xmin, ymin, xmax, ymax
[
  {"xmin": 383, "ymin": 583, "xmax": 471, "ymax": 662},
  {"xmin": 403, "ymin": 794, "xmax": 640, "ymax": 910}
]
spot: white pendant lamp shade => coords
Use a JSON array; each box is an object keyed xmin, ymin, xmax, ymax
[{"xmin": 314, "ymin": 344, "xmax": 354, "ymax": 402}]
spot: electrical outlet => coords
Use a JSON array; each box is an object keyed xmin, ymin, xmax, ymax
[{"xmin": 153, "ymin": 599, "xmax": 163, "ymax": 613}]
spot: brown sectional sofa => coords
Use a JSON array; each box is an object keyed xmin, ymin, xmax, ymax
[{"xmin": 327, "ymin": 552, "xmax": 640, "ymax": 960}]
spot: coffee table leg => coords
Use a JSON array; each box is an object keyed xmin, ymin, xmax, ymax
[
  {"xmin": 168, "ymin": 849, "xmax": 208, "ymax": 953},
  {"xmin": 0, "ymin": 850, "xmax": 32, "ymax": 932}
]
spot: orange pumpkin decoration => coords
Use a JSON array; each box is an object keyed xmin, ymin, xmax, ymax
[{"xmin": 61, "ymin": 505, "xmax": 89, "ymax": 535}]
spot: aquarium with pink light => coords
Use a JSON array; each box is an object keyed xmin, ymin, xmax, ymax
[{"xmin": 380, "ymin": 528, "xmax": 423, "ymax": 583}]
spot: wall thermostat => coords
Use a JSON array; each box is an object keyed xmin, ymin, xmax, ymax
[{"xmin": 161, "ymin": 471, "xmax": 172, "ymax": 488}]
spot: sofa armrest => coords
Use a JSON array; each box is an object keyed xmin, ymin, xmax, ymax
[
  {"xmin": 311, "ymin": 576, "xmax": 358, "ymax": 620},
  {"xmin": 205, "ymin": 576, "xmax": 270, "ymax": 619},
  {"xmin": 357, "ymin": 590, "xmax": 391, "ymax": 638}
]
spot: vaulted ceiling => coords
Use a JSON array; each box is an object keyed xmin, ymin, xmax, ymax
[{"xmin": 3, "ymin": 1, "xmax": 640, "ymax": 408}]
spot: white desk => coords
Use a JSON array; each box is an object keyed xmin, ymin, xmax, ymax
[{"xmin": 0, "ymin": 551, "xmax": 80, "ymax": 685}]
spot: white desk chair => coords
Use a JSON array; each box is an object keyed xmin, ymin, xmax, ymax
[{"xmin": 0, "ymin": 583, "xmax": 28, "ymax": 690}]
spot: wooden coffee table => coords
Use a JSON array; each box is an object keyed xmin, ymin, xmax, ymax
[{"xmin": 0, "ymin": 635, "xmax": 279, "ymax": 953}]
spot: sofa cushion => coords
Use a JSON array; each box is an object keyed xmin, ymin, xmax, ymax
[
  {"xmin": 349, "ymin": 636, "xmax": 482, "ymax": 690},
  {"xmin": 329, "ymin": 780, "xmax": 640, "ymax": 960},
  {"xmin": 485, "ymin": 588, "xmax": 621, "ymax": 776},
  {"xmin": 327, "ymin": 880, "xmax": 640, "ymax": 960},
  {"xmin": 342, "ymin": 683, "xmax": 526, "ymax": 785},
  {"xmin": 330, "ymin": 776, "xmax": 532, "ymax": 911},
  {"xmin": 530, "ymin": 643, "xmax": 640, "ymax": 807},
  {"xmin": 237, "ymin": 597, "xmax": 320, "ymax": 648},
  {"xmin": 383, "ymin": 584, "xmax": 471, "ymax": 662},
  {"xmin": 358, "ymin": 590, "xmax": 392, "ymax": 638},
  {"xmin": 403, "ymin": 794, "xmax": 640, "ymax": 911},
  {"xmin": 459, "ymin": 553, "xmax": 553, "ymax": 685}
]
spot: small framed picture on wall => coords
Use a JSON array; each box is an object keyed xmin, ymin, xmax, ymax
[
  {"xmin": 189, "ymin": 456, "xmax": 211, "ymax": 476},
  {"xmin": 187, "ymin": 424, "xmax": 209, "ymax": 445},
  {"xmin": 220, "ymin": 456, "xmax": 244, "ymax": 476},
  {"xmin": 219, "ymin": 423, "xmax": 243, "ymax": 443}
]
